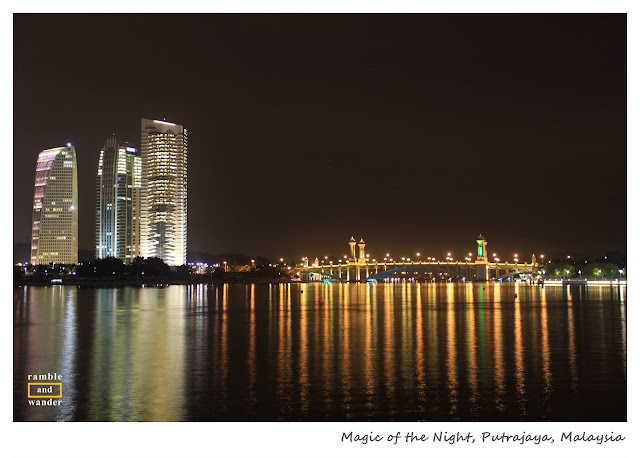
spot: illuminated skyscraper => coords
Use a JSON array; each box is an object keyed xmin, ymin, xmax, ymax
[
  {"xmin": 140, "ymin": 118, "xmax": 188, "ymax": 266},
  {"xmin": 95, "ymin": 135, "xmax": 141, "ymax": 263},
  {"xmin": 30, "ymin": 144, "xmax": 78, "ymax": 265}
]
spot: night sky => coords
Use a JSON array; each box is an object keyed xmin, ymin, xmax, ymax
[{"xmin": 13, "ymin": 14, "xmax": 626, "ymax": 261}]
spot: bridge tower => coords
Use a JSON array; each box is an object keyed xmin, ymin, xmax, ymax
[
  {"xmin": 356, "ymin": 238, "xmax": 367, "ymax": 282},
  {"xmin": 476, "ymin": 234, "xmax": 489, "ymax": 281},
  {"xmin": 348, "ymin": 236, "xmax": 356, "ymax": 261},
  {"xmin": 476, "ymin": 234, "xmax": 488, "ymax": 262},
  {"xmin": 358, "ymin": 238, "xmax": 366, "ymax": 260}
]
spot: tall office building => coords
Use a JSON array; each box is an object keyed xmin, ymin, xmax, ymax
[
  {"xmin": 95, "ymin": 135, "xmax": 142, "ymax": 263},
  {"xmin": 140, "ymin": 118, "xmax": 188, "ymax": 266},
  {"xmin": 30, "ymin": 144, "xmax": 78, "ymax": 265}
]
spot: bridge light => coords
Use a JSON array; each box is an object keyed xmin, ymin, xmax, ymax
[
  {"xmin": 447, "ymin": 252, "xmax": 452, "ymax": 257},
  {"xmin": 416, "ymin": 252, "xmax": 420, "ymax": 257},
  {"xmin": 386, "ymin": 253, "xmax": 390, "ymax": 257},
  {"xmin": 493, "ymin": 253, "xmax": 497, "ymax": 257},
  {"xmin": 468, "ymin": 252, "xmax": 472, "ymax": 257}
]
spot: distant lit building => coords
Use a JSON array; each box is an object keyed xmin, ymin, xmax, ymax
[
  {"xmin": 96, "ymin": 135, "xmax": 141, "ymax": 263},
  {"xmin": 140, "ymin": 118, "xmax": 188, "ymax": 266},
  {"xmin": 30, "ymin": 144, "xmax": 78, "ymax": 265}
]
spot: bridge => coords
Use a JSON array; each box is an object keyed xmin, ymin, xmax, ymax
[{"xmin": 292, "ymin": 235, "xmax": 538, "ymax": 282}]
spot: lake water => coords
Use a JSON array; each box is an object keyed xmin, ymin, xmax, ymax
[{"xmin": 13, "ymin": 282, "xmax": 626, "ymax": 421}]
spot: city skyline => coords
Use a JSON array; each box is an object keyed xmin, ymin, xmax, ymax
[{"xmin": 13, "ymin": 14, "xmax": 626, "ymax": 260}]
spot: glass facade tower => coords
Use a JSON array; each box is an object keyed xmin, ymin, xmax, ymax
[
  {"xmin": 95, "ymin": 135, "xmax": 141, "ymax": 263},
  {"xmin": 140, "ymin": 119, "xmax": 188, "ymax": 266},
  {"xmin": 30, "ymin": 145, "xmax": 78, "ymax": 265}
]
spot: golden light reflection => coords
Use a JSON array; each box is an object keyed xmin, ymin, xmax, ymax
[
  {"xmin": 342, "ymin": 283, "xmax": 352, "ymax": 417},
  {"xmin": 364, "ymin": 282, "xmax": 374, "ymax": 412},
  {"xmin": 384, "ymin": 282, "xmax": 395, "ymax": 404},
  {"xmin": 124, "ymin": 287, "xmax": 186, "ymax": 420},
  {"xmin": 321, "ymin": 284, "xmax": 332, "ymax": 411},
  {"xmin": 401, "ymin": 281, "xmax": 413, "ymax": 395},
  {"xmin": 13, "ymin": 283, "xmax": 629, "ymax": 422},
  {"xmin": 445, "ymin": 283, "xmax": 458, "ymax": 417},
  {"xmin": 466, "ymin": 283, "xmax": 478, "ymax": 410},
  {"xmin": 540, "ymin": 286, "xmax": 552, "ymax": 399},
  {"xmin": 415, "ymin": 282, "xmax": 426, "ymax": 411},
  {"xmin": 426, "ymin": 283, "xmax": 440, "ymax": 392},
  {"xmin": 492, "ymin": 282, "xmax": 505, "ymax": 411},
  {"xmin": 299, "ymin": 283, "xmax": 310, "ymax": 414},
  {"xmin": 277, "ymin": 282, "xmax": 293, "ymax": 417}
]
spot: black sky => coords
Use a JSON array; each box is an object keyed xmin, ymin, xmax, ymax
[{"xmin": 13, "ymin": 14, "xmax": 626, "ymax": 261}]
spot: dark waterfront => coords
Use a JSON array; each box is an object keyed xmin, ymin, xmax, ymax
[{"xmin": 13, "ymin": 282, "xmax": 626, "ymax": 421}]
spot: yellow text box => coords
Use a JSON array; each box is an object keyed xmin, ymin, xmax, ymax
[{"xmin": 28, "ymin": 383, "xmax": 62, "ymax": 398}]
